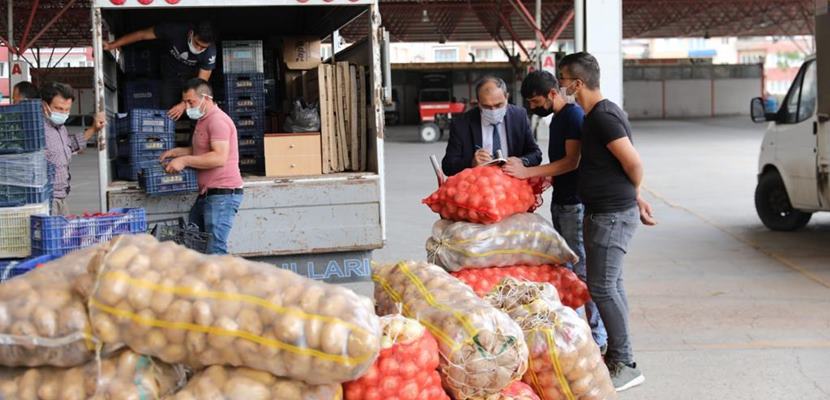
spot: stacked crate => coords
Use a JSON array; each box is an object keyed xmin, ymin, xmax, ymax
[
  {"xmin": 114, "ymin": 109, "xmax": 175, "ymax": 181},
  {"xmin": 221, "ymin": 40, "xmax": 266, "ymax": 174},
  {"xmin": 0, "ymin": 100, "xmax": 51, "ymax": 259},
  {"xmin": 121, "ymin": 42, "xmax": 162, "ymax": 112}
]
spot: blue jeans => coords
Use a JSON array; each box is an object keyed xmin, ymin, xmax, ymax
[
  {"xmin": 552, "ymin": 203, "xmax": 607, "ymax": 348},
  {"xmin": 584, "ymin": 206, "xmax": 639, "ymax": 364},
  {"xmin": 189, "ymin": 193, "xmax": 243, "ymax": 254}
]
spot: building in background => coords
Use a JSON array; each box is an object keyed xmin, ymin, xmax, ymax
[
  {"xmin": 621, "ymin": 36, "xmax": 813, "ymax": 97},
  {"xmin": 0, "ymin": 47, "xmax": 94, "ymax": 99}
]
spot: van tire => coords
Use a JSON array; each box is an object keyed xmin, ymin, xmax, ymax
[{"xmin": 755, "ymin": 171, "xmax": 812, "ymax": 231}]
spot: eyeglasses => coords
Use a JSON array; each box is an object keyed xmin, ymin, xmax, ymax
[{"xmin": 558, "ymin": 76, "xmax": 577, "ymax": 82}]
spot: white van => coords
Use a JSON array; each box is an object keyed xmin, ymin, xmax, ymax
[{"xmin": 750, "ymin": 55, "xmax": 829, "ymax": 230}]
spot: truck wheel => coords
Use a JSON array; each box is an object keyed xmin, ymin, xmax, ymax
[
  {"xmin": 755, "ymin": 171, "xmax": 812, "ymax": 231},
  {"xmin": 419, "ymin": 123, "xmax": 441, "ymax": 143}
]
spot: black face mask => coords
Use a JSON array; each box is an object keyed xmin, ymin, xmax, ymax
[
  {"xmin": 530, "ymin": 95, "xmax": 554, "ymax": 117},
  {"xmin": 531, "ymin": 103, "xmax": 553, "ymax": 117}
]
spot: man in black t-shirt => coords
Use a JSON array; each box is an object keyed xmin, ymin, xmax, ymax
[
  {"xmin": 104, "ymin": 21, "xmax": 218, "ymax": 120},
  {"xmin": 557, "ymin": 52, "xmax": 656, "ymax": 392},
  {"xmin": 506, "ymin": 70, "xmax": 607, "ymax": 352}
]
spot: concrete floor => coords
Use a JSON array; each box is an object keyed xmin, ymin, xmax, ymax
[{"xmin": 66, "ymin": 117, "xmax": 830, "ymax": 399}]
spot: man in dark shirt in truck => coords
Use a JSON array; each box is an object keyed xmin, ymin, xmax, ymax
[{"xmin": 104, "ymin": 21, "xmax": 217, "ymax": 120}]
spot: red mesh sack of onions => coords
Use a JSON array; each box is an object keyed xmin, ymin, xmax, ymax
[
  {"xmin": 344, "ymin": 315, "xmax": 449, "ymax": 400},
  {"xmin": 451, "ymin": 265, "xmax": 591, "ymax": 309},
  {"xmin": 423, "ymin": 166, "xmax": 548, "ymax": 224}
]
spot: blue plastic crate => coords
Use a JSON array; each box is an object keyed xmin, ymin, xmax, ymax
[
  {"xmin": 0, "ymin": 101, "xmax": 45, "ymax": 154},
  {"xmin": 230, "ymin": 111, "xmax": 265, "ymax": 134},
  {"xmin": 139, "ymin": 164, "xmax": 198, "ymax": 196},
  {"xmin": 0, "ymin": 254, "xmax": 58, "ymax": 282},
  {"xmin": 116, "ymin": 133, "xmax": 174, "ymax": 160},
  {"xmin": 237, "ymin": 136, "xmax": 263, "ymax": 156},
  {"xmin": 223, "ymin": 73, "xmax": 265, "ymax": 98},
  {"xmin": 0, "ymin": 183, "xmax": 52, "ymax": 207},
  {"xmin": 124, "ymin": 80, "xmax": 162, "ymax": 111},
  {"xmin": 123, "ymin": 45, "xmax": 160, "ymax": 77},
  {"xmin": 116, "ymin": 109, "xmax": 175, "ymax": 135},
  {"xmin": 30, "ymin": 208, "xmax": 147, "ymax": 256},
  {"xmin": 239, "ymin": 155, "xmax": 265, "ymax": 174},
  {"xmin": 222, "ymin": 92, "xmax": 266, "ymax": 115},
  {"xmin": 115, "ymin": 158, "xmax": 159, "ymax": 181},
  {"xmin": 221, "ymin": 41, "xmax": 264, "ymax": 74}
]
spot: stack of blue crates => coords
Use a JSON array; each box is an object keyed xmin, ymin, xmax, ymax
[
  {"xmin": 114, "ymin": 109, "xmax": 175, "ymax": 181},
  {"xmin": 221, "ymin": 40, "xmax": 266, "ymax": 174},
  {"xmin": 0, "ymin": 100, "xmax": 51, "ymax": 261}
]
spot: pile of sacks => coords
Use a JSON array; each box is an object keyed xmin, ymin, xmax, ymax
[
  {"xmin": 0, "ymin": 234, "xmax": 381, "ymax": 399},
  {"xmin": 423, "ymin": 165, "xmax": 591, "ymax": 309}
]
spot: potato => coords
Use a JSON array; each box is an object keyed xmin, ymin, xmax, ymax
[
  {"xmin": 2, "ymin": 350, "xmax": 183, "ymax": 398},
  {"xmin": 196, "ymin": 261, "xmax": 222, "ymax": 285},
  {"xmin": 186, "ymin": 331, "xmax": 208, "ymax": 354},
  {"xmin": 150, "ymin": 278, "xmax": 176, "ymax": 314},
  {"xmin": 163, "ymin": 299, "xmax": 193, "ymax": 343},
  {"xmin": 12, "ymin": 290, "xmax": 40, "ymax": 319},
  {"xmin": 126, "ymin": 253, "xmax": 150, "ymax": 275},
  {"xmin": 485, "ymin": 279, "xmax": 617, "ymax": 400},
  {"xmin": 32, "ymin": 306, "xmax": 58, "ymax": 337},
  {"xmin": 224, "ymin": 376, "xmax": 271, "ymax": 400},
  {"xmin": 145, "ymin": 329, "xmax": 168, "ymax": 352},
  {"xmin": 321, "ymin": 322, "xmax": 350, "ymax": 354},
  {"xmin": 274, "ymin": 313, "xmax": 304, "ymax": 344},
  {"xmin": 39, "ymin": 288, "xmax": 72, "ymax": 309},
  {"xmin": 192, "ymin": 300, "xmax": 214, "ymax": 326},
  {"xmin": 375, "ymin": 262, "xmax": 528, "ymax": 399},
  {"xmin": 38, "ymin": 378, "xmax": 60, "ymax": 400},
  {"xmin": 176, "ymin": 366, "xmax": 341, "ymax": 400},
  {"xmin": 84, "ymin": 235, "xmax": 379, "ymax": 384},
  {"xmin": 237, "ymin": 308, "xmax": 263, "ymax": 336},
  {"xmin": 92, "ymin": 314, "xmax": 119, "ymax": 343},
  {"xmin": 427, "ymin": 213, "xmax": 578, "ymax": 271},
  {"xmin": 127, "ymin": 270, "xmax": 159, "ymax": 310}
]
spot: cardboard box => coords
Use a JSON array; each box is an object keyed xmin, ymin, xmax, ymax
[
  {"xmin": 283, "ymin": 37, "xmax": 321, "ymax": 70},
  {"xmin": 264, "ymin": 133, "xmax": 323, "ymax": 176}
]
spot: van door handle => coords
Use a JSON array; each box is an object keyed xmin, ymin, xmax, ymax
[{"xmin": 814, "ymin": 121, "xmax": 818, "ymax": 135}]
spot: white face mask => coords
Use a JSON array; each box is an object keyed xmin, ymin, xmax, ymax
[
  {"xmin": 188, "ymin": 33, "xmax": 207, "ymax": 55},
  {"xmin": 558, "ymin": 86, "xmax": 576, "ymax": 104},
  {"xmin": 481, "ymin": 106, "xmax": 507, "ymax": 125}
]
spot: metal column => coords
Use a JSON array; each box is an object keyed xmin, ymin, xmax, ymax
[
  {"xmin": 91, "ymin": 6, "xmax": 108, "ymax": 211},
  {"xmin": 534, "ymin": 0, "xmax": 542, "ymax": 68},
  {"xmin": 574, "ymin": 0, "xmax": 585, "ymax": 52},
  {"xmin": 7, "ymin": 0, "xmax": 13, "ymax": 97}
]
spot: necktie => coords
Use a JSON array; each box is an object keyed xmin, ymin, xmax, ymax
[{"xmin": 492, "ymin": 123, "xmax": 502, "ymax": 158}]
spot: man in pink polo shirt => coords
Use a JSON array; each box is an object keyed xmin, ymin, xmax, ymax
[{"xmin": 160, "ymin": 78, "xmax": 243, "ymax": 254}]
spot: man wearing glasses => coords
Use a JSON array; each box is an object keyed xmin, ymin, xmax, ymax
[{"xmin": 557, "ymin": 52, "xmax": 656, "ymax": 392}]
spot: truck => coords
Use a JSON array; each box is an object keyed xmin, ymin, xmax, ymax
[
  {"xmin": 91, "ymin": 0, "xmax": 388, "ymax": 295},
  {"xmin": 417, "ymin": 73, "xmax": 467, "ymax": 143},
  {"xmin": 749, "ymin": 9, "xmax": 829, "ymax": 231}
]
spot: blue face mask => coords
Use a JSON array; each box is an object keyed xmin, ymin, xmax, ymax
[
  {"xmin": 47, "ymin": 106, "xmax": 69, "ymax": 126},
  {"xmin": 481, "ymin": 106, "xmax": 507, "ymax": 125},
  {"xmin": 186, "ymin": 97, "xmax": 208, "ymax": 120}
]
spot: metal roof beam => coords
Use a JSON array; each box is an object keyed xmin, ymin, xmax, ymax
[{"xmin": 18, "ymin": 0, "xmax": 79, "ymax": 55}]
